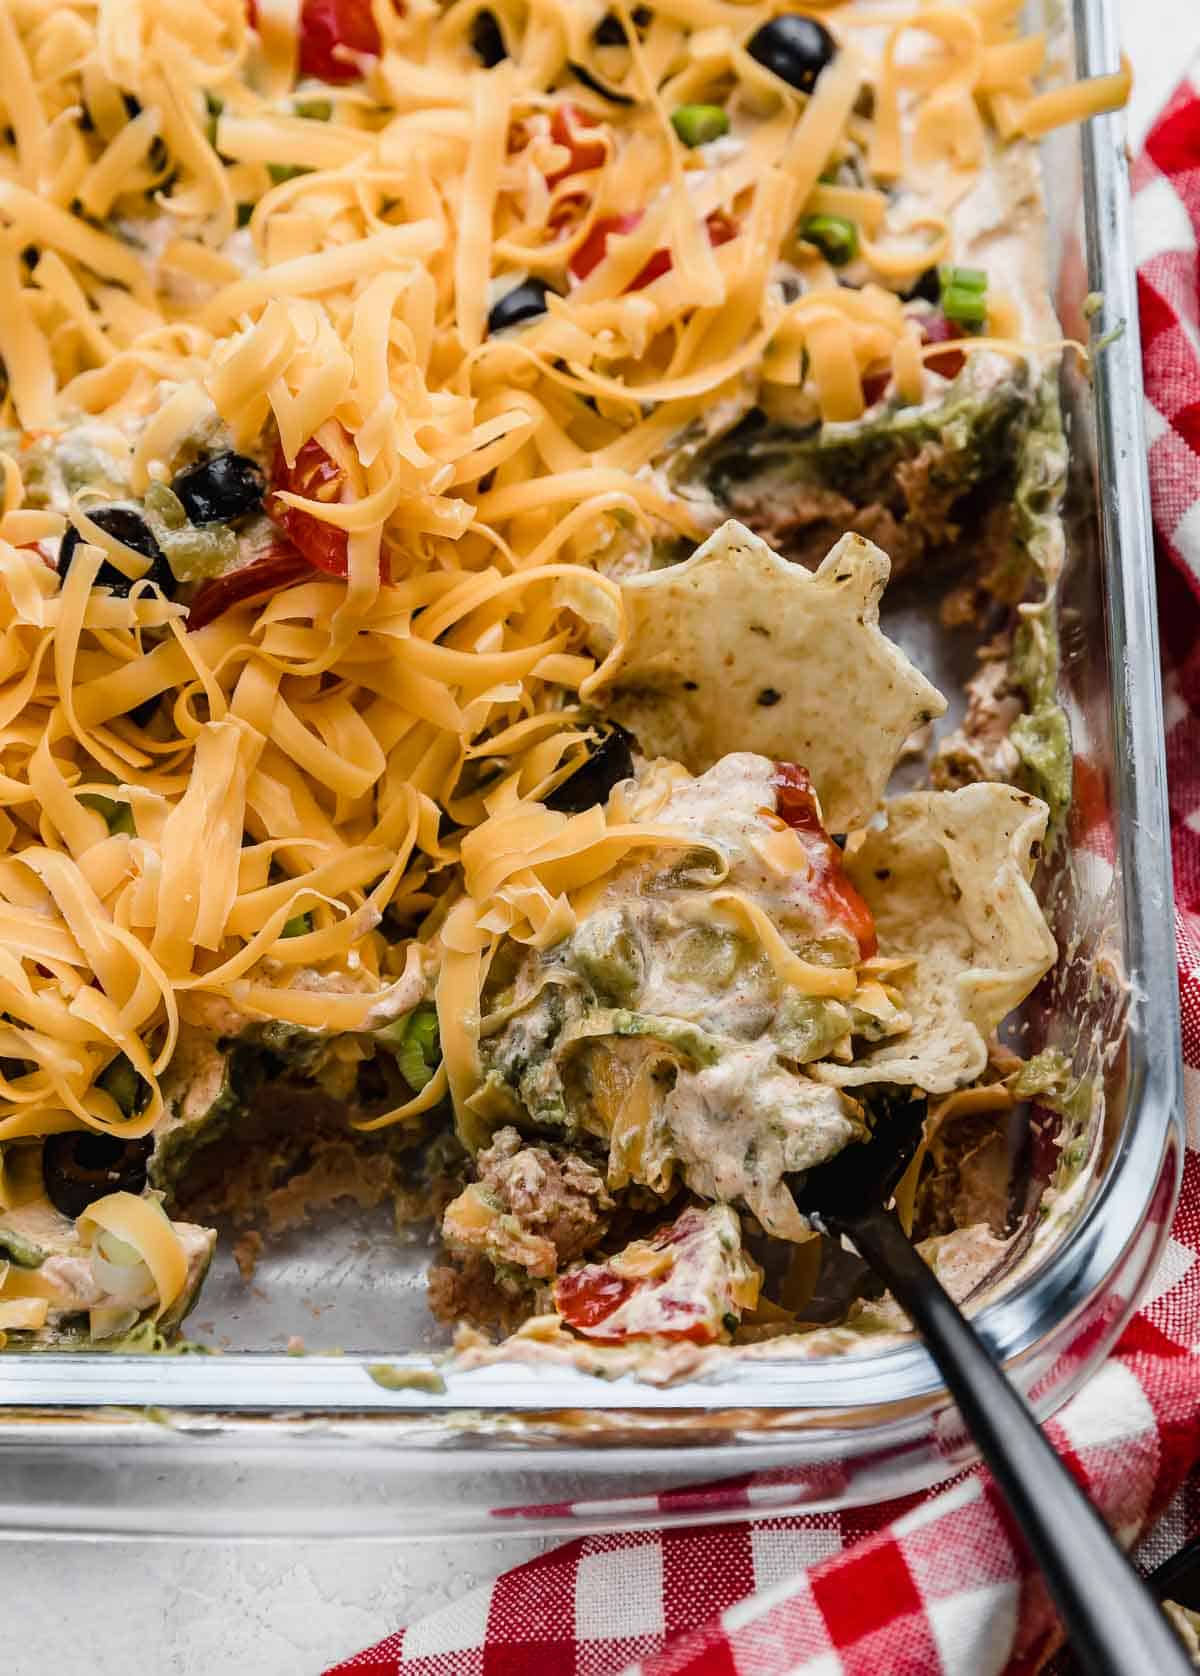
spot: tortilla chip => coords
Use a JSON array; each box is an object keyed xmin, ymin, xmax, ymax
[
  {"xmin": 810, "ymin": 784, "xmax": 1056, "ymax": 1093},
  {"xmin": 580, "ymin": 521, "xmax": 946, "ymax": 832}
]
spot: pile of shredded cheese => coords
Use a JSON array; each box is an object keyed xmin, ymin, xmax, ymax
[{"xmin": 0, "ymin": 0, "xmax": 1129, "ymax": 1188}]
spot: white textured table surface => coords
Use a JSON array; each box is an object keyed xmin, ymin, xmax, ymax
[{"xmin": 6, "ymin": 5, "xmax": 1188, "ymax": 1672}]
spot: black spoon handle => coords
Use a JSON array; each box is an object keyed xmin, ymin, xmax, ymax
[{"xmin": 842, "ymin": 1204, "xmax": 1192, "ymax": 1676}]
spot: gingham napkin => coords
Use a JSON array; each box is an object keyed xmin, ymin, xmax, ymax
[{"xmin": 328, "ymin": 79, "xmax": 1200, "ymax": 1676}]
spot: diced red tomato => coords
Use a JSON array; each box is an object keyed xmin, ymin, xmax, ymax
[
  {"xmin": 555, "ymin": 1265, "xmax": 714, "ymax": 1344},
  {"xmin": 772, "ymin": 761, "xmax": 878, "ymax": 959},
  {"xmin": 187, "ymin": 546, "xmax": 314, "ymax": 630},
  {"xmin": 920, "ymin": 312, "xmax": 967, "ymax": 380},
  {"xmin": 247, "ymin": 0, "xmax": 388, "ymax": 83},
  {"xmin": 553, "ymin": 1267, "xmax": 713, "ymax": 1347},
  {"xmin": 861, "ymin": 366, "xmax": 892, "ymax": 407},
  {"xmin": 265, "ymin": 436, "xmax": 351, "ymax": 575},
  {"xmin": 569, "ymin": 209, "xmax": 737, "ymax": 289},
  {"xmin": 569, "ymin": 211, "xmax": 641, "ymax": 282},
  {"xmin": 554, "ymin": 1267, "xmax": 633, "ymax": 1331},
  {"xmin": 554, "ymin": 1205, "xmax": 753, "ymax": 1345},
  {"xmin": 546, "ymin": 103, "xmax": 606, "ymax": 186},
  {"xmin": 864, "ymin": 308, "xmax": 967, "ymax": 406}
]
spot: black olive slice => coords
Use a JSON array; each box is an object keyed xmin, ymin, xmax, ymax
[
  {"xmin": 42, "ymin": 1130, "xmax": 153, "ymax": 1221},
  {"xmin": 470, "ymin": 8, "xmax": 506, "ymax": 66},
  {"xmin": 746, "ymin": 15, "xmax": 837, "ymax": 95},
  {"xmin": 904, "ymin": 266, "xmax": 942, "ymax": 305},
  {"xmin": 128, "ymin": 695, "xmax": 159, "ymax": 728},
  {"xmin": 171, "ymin": 451, "xmax": 266, "ymax": 524},
  {"xmin": 593, "ymin": 7, "xmax": 650, "ymax": 45},
  {"xmin": 59, "ymin": 506, "xmax": 175, "ymax": 599},
  {"xmin": 545, "ymin": 725, "xmax": 635, "ymax": 813},
  {"xmin": 487, "ymin": 278, "xmax": 554, "ymax": 334},
  {"xmin": 566, "ymin": 61, "xmax": 636, "ymax": 105}
]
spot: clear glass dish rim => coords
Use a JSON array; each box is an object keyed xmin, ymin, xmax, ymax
[{"xmin": 0, "ymin": 0, "xmax": 1182, "ymax": 1430}]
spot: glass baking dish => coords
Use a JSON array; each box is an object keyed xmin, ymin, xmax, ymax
[{"xmin": 0, "ymin": 0, "xmax": 1182, "ymax": 1540}]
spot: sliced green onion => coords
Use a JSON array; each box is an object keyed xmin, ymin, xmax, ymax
[
  {"xmin": 937, "ymin": 263, "xmax": 988, "ymax": 332},
  {"xmin": 937, "ymin": 263, "xmax": 987, "ymax": 294},
  {"xmin": 281, "ymin": 912, "xmax": 313, "ymax": 937},
  {"xmin": 670, "ymin": 103, "xmax": 730, "ymax": 147},
  {"xmin": 294, "ymin": 97, "xmax": 332, "ymax": 121},
  {"xmin": 799, "ymin": 212, "xmax": 858, "ymax": 267},
  {"xmin": 941, "ymin": 284, "xmax": 988, "ymax": 328}
]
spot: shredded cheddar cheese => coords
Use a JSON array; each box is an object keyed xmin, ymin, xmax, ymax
[
  {"xmin": 78, "ymin": 1189, "xmax": 188, "ymax": 1319},
  {"xmin": 0, "ymin": 0, "xmax": 1128, "ymax": 1163}
]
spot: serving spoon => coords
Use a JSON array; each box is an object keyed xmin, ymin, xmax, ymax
[{"xmin": 789, "ymin": 1097, "xmax": 1193, "ymax": 1676}]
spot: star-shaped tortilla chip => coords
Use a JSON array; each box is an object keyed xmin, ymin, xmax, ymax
[{"xmin": 580, "ymin": 521, "xmax": 946, "ymax": 832}]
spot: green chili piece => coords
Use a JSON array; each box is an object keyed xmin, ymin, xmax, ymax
[
  {"xmin": 375, "ymin": 1003, "xmax": 440, "ymax": 1093},
  {"xmin": 294, "ymin": 98, "xmax": 333, "ymax": 121},
  {"xmin": 144, "ymin": 481, "xmax": 188, "ymax": 530},
  {"xmin": 670, "ymin": 103, "xmax": 731, "ymax": 147},
  {"xmin": 81, "ymin": 794, "xmax": 135, "ymax": 836},
  {"xmin": 800, "ymin": 213, "xmax": 858, "ymax": 267},
  {"xmin": 205, "ymin": 92, "xmax": 224, "ymax": 150},
  {"xmin": 267, "ymin": 163, "xmax": 311, "ymax": 185},
  {"xmin": 158, "ymin": 523, "xmax": 238, "ymax": 582},
  {"xmin": 97, "ymin": 1054, "xmax": 144, "ymax": 1117}
]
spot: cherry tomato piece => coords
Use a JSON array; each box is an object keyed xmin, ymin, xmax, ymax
[
  {"xmin": 187, "ymin": 546, "xmax": 314, "ymax": 631},
  {"xmin": 554, "ymin": 1267, "xmax": 712, "ymax": 1344},
  {"xmin": 301, "ymin": 0, "xmax": 384, "ymax": 82},
  {"xmin": 569, "ymin": 211, "xmax": 641, "ymax": 282},
  {"xmin": 772, "ymin": 761, "xmax": 878, "ymax": 959},
  {"xmin": 861, "ymin": 366, "xmax": 892, "ymax": 407},
  {"xmin": 265, "ymin": 437, "xmax": 350, "ymax": 575},
  {"xmin": 247, "ymin": 0, "xmax": 387, "ymax": 83},
  {"xmin": 920, "ymin": 311, "xmax": 967, "ymax": 380},
  {"xmin": 569, "ymin": 209, "xmax": 736, "ymax": 289},
  {"xmin": 546, "ymin": 102, "xmax": 606, "ymax": 185},
  {"xmin": 554, "ymin": 1267, "xmax": 633, "ymax": 1330}
]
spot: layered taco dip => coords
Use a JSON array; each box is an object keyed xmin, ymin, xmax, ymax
[{"xmin": 0, "ymin": 0, "xmax": 1128, "ymax": 1361}]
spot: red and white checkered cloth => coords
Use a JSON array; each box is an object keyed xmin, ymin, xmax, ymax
[{"xmin": 328, "ymin": 78, "xmax": 1200, "ymax": 1676}]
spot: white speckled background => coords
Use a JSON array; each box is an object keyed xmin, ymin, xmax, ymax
[
  {"xmin": 3, "ymin": 6, "xmax": 1185, "ymax": 1670},
  {"xmin": 5, "ymin": 1535, "xmax": 555, "ymax": 1672}
]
